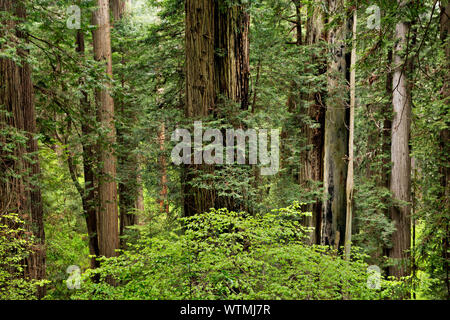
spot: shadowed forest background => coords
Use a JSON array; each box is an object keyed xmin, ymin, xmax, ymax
[{"xmin": 0, "ymin": 0, "xmax": 449, "ymax": 300}]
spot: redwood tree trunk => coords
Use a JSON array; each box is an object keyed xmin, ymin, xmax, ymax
[
  {"xmin": 92, "ymin": 0, "xmax": 119, "ymax": 258},
  {"xmin": 320, "ymin": 0, "xmax": 349, "ymax": 248},
  {"xmin": 111, "ymin": 0, "xmax": 129, "ymax": 21},
  {"xmin": 185, "ymin": 0, "xmax": 215, "ymax": 119},
  {"xmin": 213, "ymin": 1, "xmax": 250, "ymax": 111},
  {"xmin": 0, "ymin": 0, "xmax": 46, "ymax": 298},
  {"xmin": 111, "ymin": 0, "xmax": 139, "ymax": 248},
  {"xmin": 184, "ymin": 0, "xmax": 250, "ymax": 216},
  {"xmin": 184, "ymin": 0, "xmax": 215, "ymax": 217},
  {"xmin": 389, "ymin": 1, "xmax": 412, "ymax": 278},
  {"xmin": 76, "ymin": 28, "xmax": 100, "ymax": 269},
  {"xmin": 300, "ymin": 1, "xmax": 326, "ymax": 245},
  {"xmin": 344, "ymin": 8, "xmax": 357, "ymax": 260},
  {"xmin": 439, "ymin": 0, "xmax": 450, "ymax": 298}
]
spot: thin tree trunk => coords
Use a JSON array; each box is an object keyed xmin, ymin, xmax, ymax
[
  {"xmin": 294, "ymin": 0, "xmax": 302, "ymax": 45},
  {"xmin": 345, "ymin": 8, "xmax": 357, "ymax": 260},
  {"xmin": 135, "ymin": 159, "xmax": 145, "ymax": 214},
  {"xmin": 158, "ymin": 122, "xmax": 169, "ymax": 215},
  {"xmin": 380, "ymin": 48, "xmax": 393, "ymax": 269},
  {"xmin": 76, "ymin": 28, "xmax": 100, "ymax": 269},
  {"xmin": 389, "ymin": 0, "xmax": 412, "ymax": 278},
  {"xmin": 251, "ymin": 57, "xmax": 261, "ymax": 113},
  {"xmin": 383, "ymin": 49, "xmax": 393, "ymax": 188},
  {"xmin": 283, "ymin": 0, "xmax": 302, "ymax": 178},
  {"xmin": 92, "ymin": 0, "xmax": 119, "ymax": 259},
  {"xmin": 439, "ymin": 0, "xmax": 450, "ymax": 298},
  {"xmin": 111, "ymin": 0, "xmax": 139, "ymax": 248}
]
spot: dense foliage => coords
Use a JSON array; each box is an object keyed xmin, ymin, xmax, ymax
[
  {"xmin": 0, "ymin": 0, "xmax": 448, "ymax": 300},
  {"xmin": 67, "ymin": 204, "xmax": 402, "ymax": 300}
]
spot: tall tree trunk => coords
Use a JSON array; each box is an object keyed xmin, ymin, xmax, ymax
[
  {"xmin": 184, "ymin": 0, "xmax": 215, "ymax": 217},
  {"xmin": 282, "ymin": 1, "xmax": 302, "ymax": 181},
  {"xmin": 380, "ymin": 48, "xmax": 393, "ymax": 269},
  {"xmin": 75, "ymin": 28, "xmax": 100, "ymax": 269},
  {"xmin": 213, "ymin": 1, "xmax": 250, "ymax": 214},
  {"xmin": 111, "ymin": 0, "xmax": 139, "ymax": 248},
  {"xmin": 345, "ymin": 7, "xmax": 356, "ymax": 260},
  {"xmin": 439, "ymin": 0, "xmax": 450, "ymax": 298},
  {"xmin": 158, "ymin": 123, "xmax": 169, "ymax": 215},
  {"xmin": 294, "ymin": 0, "xmax": 302, "ymax": 45},
  {"xmin": 111, "ymin": 0, "xmax": 129, "ymax": 20},
  {"xmin": 92, "ymin": 0, "xmax": 119, "ymax": 258},
  {"xmin": 213, "ymin": 1, "xmax": 250, "ymax": 111},
  {"xmin": 383, "ymin": 50, "xmax": 393, "ymax": 188},
  {"xmin": 185, "ymin": 0, "xmax": 215, "ymax": 119},
  {"xmin": 321, "ymin": 0, "xmax": 349, "ymax": 248},
  {"xmin": 0, "ymin": 0, "xmax": 46, "ymax": 298},
  {"xmin": 389, "ymin": 0, "xmax": 412, "ymax": 278},
  {"xmin": 184, "ymin": 0, "xmax": 250, "ymax": 216},
  {"xmin": 135, "ymin": 159, "xmax": 145, "ymax": 214},
  {"xmin": 300, "ymin": 1, "xmax": 326, "ymax": 245}
]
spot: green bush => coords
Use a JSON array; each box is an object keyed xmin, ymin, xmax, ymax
[
  {"xmin": 70, "ymin": 203, "xmax": 394, "ymax": 300},
  {"xmin": 0, "ymin": 213, "xmax": 45, "ymax": 299}
]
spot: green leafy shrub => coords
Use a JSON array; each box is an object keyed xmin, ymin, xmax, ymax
[
  {"xmin": 71, "ymin": 203, "xmax": 388, "ymax": 300},
  {"xmin": 0, "ymin": 213, "xmax": 45, "ymax": 299}
]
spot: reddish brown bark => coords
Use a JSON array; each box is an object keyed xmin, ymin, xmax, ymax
[
  {"xmin": 299, "ymin": 1, "xmax": 327, "ymax": 245},
  {"xmin": 389, "ymin": 1, "xmax": 412, "ymax": 278},
  {"xmin": 92, "ymin": 0, "xmax": 119, "ymax": 259},
  {"xmin": 75, "ymin": 28, "xmax": 100, "ymax": 269},
  {"xmin": 439, "ymin": 1, "xmax": 450, "ymax": 298},
  {"xmin": 0, "ymin": 0, "xmax": 46, "ymax": 298},
  {"xmin": 184, "ymin": 0, "xmax": 250, "ymax": 216}
]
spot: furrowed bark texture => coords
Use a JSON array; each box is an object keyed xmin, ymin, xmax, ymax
[
  {"xmin": 184, "ymin": 0, "xmax": 249, "ymax": 216},
  {"xmin": 214, "ymin": 1, "xmax": 250, "ymax": 111},
  {"xmin": 389, "ymin": 1, "xmax": 412, "ymax": 278},
  {"xmin": 321, "ymin": 0, "xmax": 349, "ymax": 248},
  {"xmin": 76, "ymin": 29, "xmax": 100, "ymax": 269},
  {"xmin": 184, "ymin": 0, "xmax": 215, "ymax": 217},
  {"xmin": 185, "ymin": 0, "xmax": 215, "ymax": 119},
  {"xmin": 111, "ymin": 0, "xmax": 129, "ymax": 21},
  {"xmin": 301, "ymin": 2, "xmax": 326, "ymax": 245},
  {"xmin": 92, "ymin": 0, "xmax": 119, "ymax": 258},
  {"xmin": 0, "ymin": 0, "xmax": 46, "ymax": 298}
]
